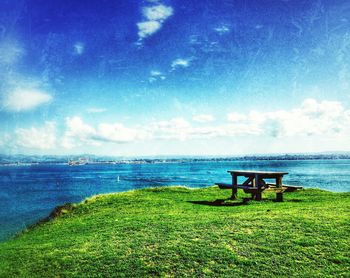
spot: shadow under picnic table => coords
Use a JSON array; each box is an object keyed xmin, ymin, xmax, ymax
[{"xmin": 188, "ymin": 198, "xmax": 251, "ymax": 207}]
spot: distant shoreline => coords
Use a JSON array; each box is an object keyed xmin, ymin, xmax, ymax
[{"xmin": 1, "ymin": 154, "xmax": 350, "ymax": 166}]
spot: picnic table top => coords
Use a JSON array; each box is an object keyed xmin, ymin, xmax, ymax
[{"xmin": 227, "ymin": 170, "xmax": 288, "ymax": 176}]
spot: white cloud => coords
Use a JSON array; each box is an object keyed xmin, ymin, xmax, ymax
[
  {"xmin": 62, "ymin": 117, "xmax": 96, "ymax": 148},
  {"xmin": 73, "ymin": 42, "xmax": 84, "ymax": 55},
  {"xmin": 15, "ymin": 122, "xmax": 56, "ymax": 150},
  {"xmin": 137, "ymin": 21, "xmax": 162, "ymax": 38},
  {"xmin": 148, "ymin": 117, "xmax": 225, "ymax": 140},
  {"xmin": 142, "ymin": 4, "xmax": 173, "ymax": 21},
  {"xmin": 171, "ymin": 58, "xmax": 190, "ymax": 69},
  {"xmin": 214, "ymin": 25, "xmax": 230, "ymax": 34},
  {"xmin": 149, "ymin": 118, "xmax": 191, "ymax": 140},
  {"xmin": 227, "ymin": 112, "xmax": 247, "ymax": 122},
  {"xmin": 2, "ymin": 89, "xmax": 52, "ymax": 112},
  {"xmin": 62, "ymin": 117, "xmax": 146, "ymax": 148},
  {"xmin": 150, "ymin": 70, "xmax": 162, "ymax": 76},
  {"xmin": 226, "ymin": 98, "xmax": 350, "ymax": 138},
  {"xmin": 86, "ymin": 108, "xmax": 107, "ymax": 113},
  {"xmin": 137, "ymin": 4, "xmax": 173, "ymax": 41},
  {"xmin": 193, "ymin": 114, "xmax": 215, "ymax": 123},
  {"xmin": 149, "ymin": 70, "xmax": 166, "ymax": 83},
  {"xmin": 94, "ymin": 123, "xmax": 145, "ymax": 143},
  {"xmin": 65, "ymin": 98, "xmax": 348, "ymax": 145},
  {"xmin": 8, "ymin": 99, "xmax": 348, "ymax": 154},
  {"xmin": 66, "ymin": 117, "xmax": 95, "ymax": 138},
  {"xmin": 148, "ymin": 77, "xmax": 157, "ymax": 83},
  {"xmin": 145, "ymin": 99, "xmax": 349, "ymax": 141}
]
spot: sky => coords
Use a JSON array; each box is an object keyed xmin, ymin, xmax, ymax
[{"xmin": 0, "ymin": 0, "xmax": 350, "ymax": 156}]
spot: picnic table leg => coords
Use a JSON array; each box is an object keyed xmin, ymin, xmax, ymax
[
  {"xmin": 276, "ymin": 176, "xmax": 283, "ymax": 202},
  {"xmin": 255, "ymin": 174, "xmax": 262, "ymax": 201},
  {"xmin": 231, "ymin": 174, "xmax": 238, "ymax": 200}
]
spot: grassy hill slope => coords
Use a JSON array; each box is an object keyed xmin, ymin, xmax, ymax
[{"xmin": 0, "ymin": 186, "xmax": 349, "ymax": 277}]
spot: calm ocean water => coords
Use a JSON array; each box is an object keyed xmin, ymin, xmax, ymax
[{"xmin": 0, "ymin": 159, "xmax": 349, "ymax": 241}]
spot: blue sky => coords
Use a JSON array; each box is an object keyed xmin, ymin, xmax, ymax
[{"xmin": 0, "ymin": 0, "xmax": 350, "ymax": 156}]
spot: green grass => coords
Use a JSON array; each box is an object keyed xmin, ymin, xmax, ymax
[{"xmin": 0, "ymin": 186, "xmax": 349, "ymax": 277}]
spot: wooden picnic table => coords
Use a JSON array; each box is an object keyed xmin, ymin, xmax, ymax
[{"xmin": 227, "ymin": 170, "xmax": 289, "ymax": 201}]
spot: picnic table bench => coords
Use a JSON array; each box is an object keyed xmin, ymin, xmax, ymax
[{"xmin": 215, "ymin": 170, "xmax": 303, "ymax": 202}]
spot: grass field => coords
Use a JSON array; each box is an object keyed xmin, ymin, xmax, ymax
[{"xmin": 0, "ymin": 186, "xmax": 349, "ymax": 277}]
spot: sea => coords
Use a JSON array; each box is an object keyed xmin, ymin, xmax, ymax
[{"xmin": 1, "ymin": 159, "xmax": 350, "ymax": 241}]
